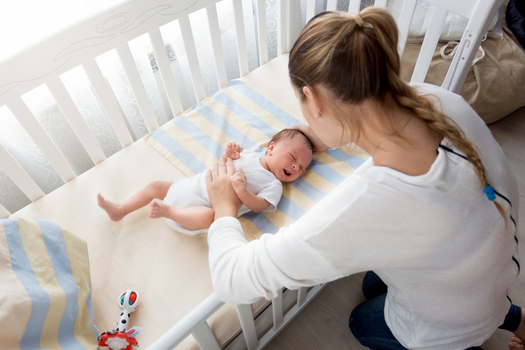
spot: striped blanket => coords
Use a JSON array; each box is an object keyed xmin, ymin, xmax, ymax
[
  {"xmin": 0, "ymin": 218, "xmax": 98, "ymax": 350},
  {"xmin": 145, "ymin": 80, "xmax": 369, "ymax": 239}
]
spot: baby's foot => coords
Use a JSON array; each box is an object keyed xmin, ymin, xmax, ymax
[
  {"xmin": 149, "ymin": 199, "xmax": 172, "ymax": 219},
  {"xmin": 97, "ymin": 194, "xmax": 125, "ymax": 221}
]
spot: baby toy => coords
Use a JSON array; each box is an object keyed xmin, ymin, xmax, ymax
[{"xmin": 97, "ymin": 290, "xmax": 143, "ymax": 350}]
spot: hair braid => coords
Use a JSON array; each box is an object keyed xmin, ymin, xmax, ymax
[{"xmin": 394, "ymin": 85, "xmax": 506, "ymax": 221}]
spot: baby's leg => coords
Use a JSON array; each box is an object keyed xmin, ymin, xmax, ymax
[
  {"xmin": 149, "ymin": 200, "xmax": 215, "ymax": 229},
  {"xmin": 98, "ymin": 181, "xmax": 173, "ymax": 221}
]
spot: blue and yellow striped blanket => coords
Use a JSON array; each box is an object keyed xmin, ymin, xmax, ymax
[
  {"xmin": 0, "ymin": 218, "xmax": 98, "ymax": 349},
  {"xmin": 145, "ymin": 80, "xmax": 369, "ymax": 239}
]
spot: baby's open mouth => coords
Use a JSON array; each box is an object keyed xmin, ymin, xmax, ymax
[{"xmin": 283, "ymin": 169, "xmax": 291, "ymax": 176}]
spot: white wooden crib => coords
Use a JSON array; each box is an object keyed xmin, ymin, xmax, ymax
[{"xmin": 0, "ymin": 0, "xmax": 503, "ymax": 349}]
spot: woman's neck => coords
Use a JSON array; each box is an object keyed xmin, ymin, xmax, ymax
[{"xmin": 359, "ymin": 108, "xmax": 442, "ymax": 176}]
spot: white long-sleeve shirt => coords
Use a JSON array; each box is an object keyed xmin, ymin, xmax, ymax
[{"xmin": 207, "ymin": 83, "xmax": 520, "ymax": 350}]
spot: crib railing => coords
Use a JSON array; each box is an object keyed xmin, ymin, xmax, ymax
[
  {"xmin": 1, "ymin": 0, "xmax": 503, "ymax": 349},
  {"xmin": 147, "ymin": 285, "xmax": 325, "ymax": 350}
]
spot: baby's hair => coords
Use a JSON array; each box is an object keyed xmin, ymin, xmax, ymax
[{"xmin": 269, "ymin": 129, "xmax": 313, "ymax": 151}]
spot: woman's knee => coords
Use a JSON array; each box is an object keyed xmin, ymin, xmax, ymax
[{"xmin": 348, "ymin": 294, "xmax": 387, "ymax": 337}]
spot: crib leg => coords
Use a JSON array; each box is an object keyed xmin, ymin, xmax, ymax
[
  {"xmin": 192, "ymin": 321, "xmax": 221, "ymax": 350},
  {"xmin": 236, "ymin": 304, "xmax": 259, "ymax": 350}
]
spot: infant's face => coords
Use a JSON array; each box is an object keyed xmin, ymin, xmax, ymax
[{"xmin": 266, "ymin": 137, "xmax": 312, "ymax": 182}]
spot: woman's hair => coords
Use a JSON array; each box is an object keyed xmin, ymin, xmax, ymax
[{"xmin": 289, "ymin": 7, "xmax": 505, "ymax": 220}]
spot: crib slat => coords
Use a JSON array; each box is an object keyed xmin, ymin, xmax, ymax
[
  {"xmin": 297, "ymin": 287, "xmax": 307, "ymax": 307},
  {"xmin": 272, "ymin": 289, "xmax": 284, "ymax": 330},
  {"xmin": 206, "ymin": 4, "xmax": 228, "ymax": 88},
  {"xmin": 374, "ymin": 0, "xmax": 388, "ymax": 8},
  {"xmin": 236, "ymin": 304, "xmax": 259, "ymax": 350},
  {"xmin": 82, "ymin": 59, "xmax": 134, "ymax": 148},
  {"xmin": 179, "ymin": 15, "xmax": 207, "ymax": 102},
  {"xmin": 326, "ymin": 0, "xmax": 338, "ymax": 11},
  {"xmin": 305, "ymin": 0, "xmax": 316, "ymax": 23},
  {"xmin": 277, "ymin": 0, "xmax": 288, "ymax": 56},
  {"xmin": 396, "ymin": 0, "xmax": 418, "ymax": 56},
  {"xmin": 411, "ymin": 7, "xmax": 448, "ymax": 84},
  {"xmin": 192, "ymin": 321, "xmax": 221, "ymax": 350},
  {"xmin": 116, "ymin": 43, "xmax": 159, "ymax": 133},
  {"xmin": 0, "ymin": 203, "xmax": 10, "ymax": 219},
  {"xmin": 46, "ymin": 78, "xmax": 106, "ymax": 165},
  {"xmin": 348, "ymin": 0, "xmax": 361, "ymax": 14},
  {"xmin": 149, "ymin": 28, "xmax": 184, "ymax": 117},
  {"xmin": 289, "ymin": 0, "xmax": 303, "ymax": 47},
  {"xmin": 7, "ymin": 98, "xmax": 76, "ymax": 183},
  {"xmin": 0, "ymin": 143, "xmax": 45, "ymax": 202},
  {"xmin": 256, "ymin": 0, "xmax": 268, "ymax": 65},
  {"xmin": 232, "ymin": 0, "xmax": 250, "ymax": 77}
]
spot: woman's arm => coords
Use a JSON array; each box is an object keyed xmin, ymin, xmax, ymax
[{"xmin": 207, "ymin": 217, "xmax": 342, "ymax": 304}]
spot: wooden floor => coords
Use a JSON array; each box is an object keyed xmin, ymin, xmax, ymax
[{"xmin": 265, "ymin": 105, "xmax": 525, "ymax": 350}]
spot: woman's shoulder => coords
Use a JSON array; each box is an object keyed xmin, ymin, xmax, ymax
[
  {"xmin": 409, "ymin": 82, "xmax": 484, "ymax": 131},
  {"xmin": 409, "ymin": 82, "xmax": 456, "ymax": 96}
]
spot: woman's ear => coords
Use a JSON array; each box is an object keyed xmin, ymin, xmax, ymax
[{"xmin": 302, "ymin": 86, "xmax": 323, "ymax": 117}]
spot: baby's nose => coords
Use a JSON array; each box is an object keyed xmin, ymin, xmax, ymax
[{"xmin": 292, "ymin": 163, "xmax": 297, "ymax": 170}]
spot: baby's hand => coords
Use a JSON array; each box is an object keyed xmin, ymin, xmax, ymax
[
  {"xmin": 221, "ymin": 142, "xmax": 243, "ymax": 161},
  {"xmin": 230, "ymin": 167, "xmax": 247, "ymax": 196}
]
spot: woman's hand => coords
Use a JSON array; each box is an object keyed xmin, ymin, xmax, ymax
[
  {"xmin": 276, "ymin": 125, "xmax": 329, "ymax": 152},
  {"xmin": 206, "ymin": 158, "xmax": 242, "ymax": 220}
]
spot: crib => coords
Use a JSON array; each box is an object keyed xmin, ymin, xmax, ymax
[{"xmin": 0, "ymin": 0, "xmax": 503, "ymax": 349}]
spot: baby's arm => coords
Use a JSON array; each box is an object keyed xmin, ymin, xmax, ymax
[
  {"xmin": 230, "ymin": 167, "xmax": 271, "ymax": 213},
  {"xmin": 220, "ymin": 142, "xmax": 243, "ymax": 162}
]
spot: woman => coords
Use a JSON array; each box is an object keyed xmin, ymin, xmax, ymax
[{"xmin": 206, "ymin": 7, "xmax": 522, "ymax": 350}]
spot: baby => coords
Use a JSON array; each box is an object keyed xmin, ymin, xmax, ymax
[{"xmin": 97, "ymin": 129, "xmax": 313, "ymax": 235}]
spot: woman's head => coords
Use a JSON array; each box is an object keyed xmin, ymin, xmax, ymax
[
  {"xmin": 289, "ymin": 7, "xmax": 404, "ymax": 147},
  {"xmin": 289, "ymin": 8, "xmax": 400, "ymax": 105}
]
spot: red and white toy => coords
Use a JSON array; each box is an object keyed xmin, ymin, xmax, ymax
[{"xmin": 97, "ymin": 290, "xmax": 143, "ymax": 350}]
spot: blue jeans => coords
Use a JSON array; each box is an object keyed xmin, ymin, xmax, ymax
[{"xmin": 349, "ymin": 271, "xmax": 522, "ymax": 350}]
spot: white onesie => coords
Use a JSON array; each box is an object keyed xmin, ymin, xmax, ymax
[{"xmin": 163, "ymin": 149, "xmax": 283, "ymax": 235}]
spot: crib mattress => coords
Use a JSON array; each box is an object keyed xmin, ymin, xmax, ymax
[{"xmin": 10, "ymin": 54, "xmax": 302, "ymax": 348}]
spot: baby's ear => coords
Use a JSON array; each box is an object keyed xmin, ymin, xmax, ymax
[{"xmin": 267, "ymin": 141, "xmax": 276, "ymax": 154}]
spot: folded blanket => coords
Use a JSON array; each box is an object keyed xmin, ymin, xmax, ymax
[
  {"xmin": 145, "ymin": 80, "xmax": 369, "ymax": 239},
  {"xmin": 0, "ymin": 218, "xmax": 98, "ymax": 350}
]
